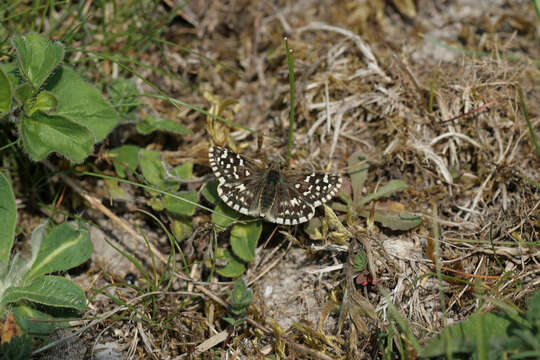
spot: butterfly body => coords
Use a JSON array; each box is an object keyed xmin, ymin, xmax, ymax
[
  {"xmin": 208, "ymin": 146, "xmax": 342, "ymax": 225},
  {"xmin": 258, "ymin": 168, "xmax": 280, "ymax": 216}
]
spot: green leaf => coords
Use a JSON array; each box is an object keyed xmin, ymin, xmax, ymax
[
  {"xmin": 358, "ymin": 180, "xmax": 408, "ymax": 208},
  {"xmin": 0, "ymin": 62, "xmax": 19, "ymax": 88},
  {"xmin": 0, "ymin": 67, "xmax": 12, "ymax": 115},
  {"xmin": 171, "ymin": 217, "xmax": 193, "ymax": 241},
  {"xmin": 14, "ymin": 83, "xmax": 33, "ymax": 104},
  {"xmin": 136, "ymin": 115, "xmax": 192, "ymax": 135},
  {"xmin": 2, "ymin": 275, "xmax": 86, "ymax": 312},
  {"xmin": 107, "ymin": 78, "xmax": 139, "ymax": 118},
  {"xmin": 46, "ymin": 66, "xmax": 120, "ymax": 141},
  {"xmin": 104, "ymin": 179, "xmax": 131, "ymax": 202},
  {"xmin": 139, "ymin": 149, "xmax": 165, "ymax": 185},
  {"xmin": 357, "ymin": 208, "xmax": 421, "ymax": 231},
  {"xmin": 110, "ymin": 145, "xmax": 141, "ymax": 178},
  {"xmin": 0, "ymin": 173, "xmax": 16, "ymax": 266},
  {"xmin": 174, "ymin": 162, "xmax": 193, "ymax": 180},
  {"xmin": 353, "ymin": 251, "xmax": 368, "ymax": 272},
  {"xmin": 24, "ymin": 223, "xmax": 92, "ymax": 281},
  {"xmin": 216, "ymin": 249, "xmax": 245, "ymax": 278},
  {"xmin": 212, "ymin": 201, "xmax": 241, "ymax": 229},
  {"xmin": 163, "ymin": 190, "xmax": 198, "ymax": 216},
  {"xmin": 20, "ymin": 111, "xmax": 94, "ymax": 163},
  {"xmin": 526, "ymin": 291, "xmax": 540, "ymax": 323},
  {"xmin": 348, "ymin": 150, "xmax": 369, "ymax": 207},
  {"xmin": 420, "ymin": 312, "xmax": 511, "ymax": 358},
  {"xmin": 223, "ymin": 317, "xmax": 236, "ymax": 326},
  {"xmin": 230, "ymin": 221, "xmax": 261, "ymax": 262},
  {"xmin": 229, "ymin": 279, "xmax": 253, "ymax": 311},
  {"xmin": 147, "ymin": 196, "xmax": 164, "ymax": 211},
  {"xmin": 29, "ymin": 90, "xmax": 57, "ymax": 115},
  {"xmin": 12, "ymin": 33, "xmax": 64, "ymax": 89},
  {"xmin": 202, "ymin": 180, "xmax": 220, "ymax": 204},
  {"xmin": 12, "ymin": 304, "xmax": 62, "ymax": 335}
]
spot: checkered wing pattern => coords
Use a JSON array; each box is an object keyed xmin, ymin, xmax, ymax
[
  {"xmin": 265, "ymin": 180, "xmax": 315, "ymax": 225},
  {"xmin": 286, "ymin": 172, "xmax": 343, "ymax": 208},
  {"xmin": 208, "ymin": 146, "xmax": 342, "ymax": 225},
  {"xmin": 216, "ymin": 178, "xmax": 263, "ymax": 216},
  {"xmin": 209, "ymin": 146, "xmax": 264, "ymax": 216},
  {"xmin": 208, "ymin": 146, "xmax": 261, "ymax": 183},
  {"xmin": 266, "ymin": 172, "xmax": 342, "ymax": 225}
]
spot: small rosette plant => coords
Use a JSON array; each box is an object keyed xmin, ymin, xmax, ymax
[{"xmin": 0, "ymin": 173, "xmax": 92, "ymax": 348}]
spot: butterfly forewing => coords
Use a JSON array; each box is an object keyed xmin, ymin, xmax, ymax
[
  {"xmin": 209, "ymin": 146, "xmax": 265, "ymax": 216},
  {"xmin": 208, "ymin": 146, "xmax": 262, "ymax": 183}
]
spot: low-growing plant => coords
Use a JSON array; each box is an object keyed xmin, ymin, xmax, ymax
[
  {"xmin": 0, "ymin": 33, "xmax": 120, "ymax": 163},
  {"xmin": 421, "ymin": 291, "xmax": 540, "ymax": 359},
  {"xmin": 0, "ymin": 173, "xmax": 92, "ymax": 356},
  {"xmin": 223, "ymin": 279, "xmax": 253, "ymax": 329}
]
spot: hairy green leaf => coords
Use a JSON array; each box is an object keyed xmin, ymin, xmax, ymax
[
  {"xmin": 12, "ymin": 33, "xmax": 64, "ymax": 89},
  {"xmin": 20, "ymin": 111, "xmax": 94, "ymax": 163},
  {"xmin": 0, "ymin": 173, "xmax": 16, "ymax": 266},
  {"xmin": 25, "ymin": 224, "xmax": 92, "ymax": 281}
]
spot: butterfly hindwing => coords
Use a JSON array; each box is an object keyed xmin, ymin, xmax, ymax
[
  {"xmin": 266, "ymin": 179, "xmax": 315, "ymax": 225},
  {"xmin": 217, "ymin": 177, "xmax": 263, "ymax": 216},
  {"xmin": 286, "ymin": 172, "xmax": 343, "ymax": 207}
]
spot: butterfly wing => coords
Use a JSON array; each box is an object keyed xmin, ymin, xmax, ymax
[
  {"xmin": 267, "ymin": 172, "xmax": 342, "ymax": 225},
  {"xmin": 265, "ymin": 180, "xmax": 315, "ymax": 225},
  {"xmin": 208, "ymin": 146, "xmax": 262, "ymax": 183},
  {"xmin": 216, "ymin": 178, "xmax": 264, "ymax": 216},
  {"xmin": 287, "ymin": 172, "xmax": 343, "ymax": 207},
  {"xmin": 209, "ymin": 146, "xmax": 265, "ymax": 216}
]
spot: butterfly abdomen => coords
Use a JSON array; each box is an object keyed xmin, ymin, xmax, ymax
[{"xmin": 259, "ymin": 169, "xmax": 280, "ymax": 215}]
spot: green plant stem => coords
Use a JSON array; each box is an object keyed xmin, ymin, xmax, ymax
[
  {"xmin": 518, "ymin": 87, "xmax": 540, "ymax": 158},
  {"xmin": 0, "ymin": 139, "xmax": 18, "ymax": 152},
  {"xmin": 285, "ymin": 38, "xmax": 295, "ymax": 168},
  {"xmin": 532, "ymin": 0, "xmax": 540, "ymax": 23}
]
